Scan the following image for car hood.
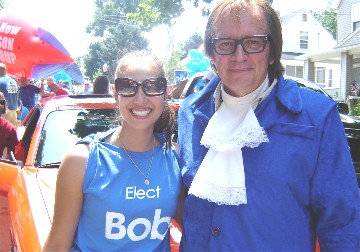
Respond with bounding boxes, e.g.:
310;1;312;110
340;114;360;124
340;114;360;141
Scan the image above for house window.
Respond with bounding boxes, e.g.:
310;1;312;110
316;67;326;85
285;65;303;78
285;65;295;76
302;13;307;22
300;31;308;49
354;21;360;31
295;66;303;78
328;70;333;88
352;2;360;32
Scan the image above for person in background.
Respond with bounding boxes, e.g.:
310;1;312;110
18;78;40;111
350;81;359;96
41;77;69;97
177;0;360;250
78;81;93;95
63;81;75;94
43;50;182;251
0;63;20;125
0;92;19;159
93;75;110;94
58;79;64;89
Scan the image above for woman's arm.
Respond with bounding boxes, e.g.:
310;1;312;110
42;144;89;251
174;185;186;227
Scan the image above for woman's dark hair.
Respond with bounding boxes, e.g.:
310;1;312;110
204;0;284;82
115;50;176;147
93;75;110;94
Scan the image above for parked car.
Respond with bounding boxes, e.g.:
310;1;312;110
0;94;181;251
168;74;360;185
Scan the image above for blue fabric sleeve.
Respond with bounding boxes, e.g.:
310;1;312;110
311;105;360;250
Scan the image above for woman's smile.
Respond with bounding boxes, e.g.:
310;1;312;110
130;107;152;118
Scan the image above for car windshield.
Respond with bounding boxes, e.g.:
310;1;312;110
296;81;329;97
36;108;119;167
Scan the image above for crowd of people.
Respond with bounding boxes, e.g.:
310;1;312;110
0;62;111;157
1;0;360;250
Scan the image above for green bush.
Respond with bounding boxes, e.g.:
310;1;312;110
348;98;360;117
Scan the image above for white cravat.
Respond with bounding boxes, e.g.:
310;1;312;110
188;76;277;205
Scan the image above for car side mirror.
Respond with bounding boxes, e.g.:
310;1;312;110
338;102;349;115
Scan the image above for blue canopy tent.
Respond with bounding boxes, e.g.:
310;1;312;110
32;62;84;83
30;27;84;83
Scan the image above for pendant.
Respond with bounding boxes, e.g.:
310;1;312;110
145;179;149;185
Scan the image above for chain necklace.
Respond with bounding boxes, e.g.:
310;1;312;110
119;136;155;185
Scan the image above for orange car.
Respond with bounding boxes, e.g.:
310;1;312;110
0;95;181;251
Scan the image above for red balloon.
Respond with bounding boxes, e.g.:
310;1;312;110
0;13;75;79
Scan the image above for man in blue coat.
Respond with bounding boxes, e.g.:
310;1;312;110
178;0;360;251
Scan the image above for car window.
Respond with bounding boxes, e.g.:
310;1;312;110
35;108;119;166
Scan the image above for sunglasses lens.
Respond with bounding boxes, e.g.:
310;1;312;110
0;100;5;105
115;78;166;96
142;79;166;96
115;79;136;96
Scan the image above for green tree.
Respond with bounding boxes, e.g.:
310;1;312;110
313;9;337;39
88;0;213;35
84;0;213;79
83;20;148;80
165;32;204;84
82;42;102;79
165;50;187;86
181;32;203;59
0;0;6;9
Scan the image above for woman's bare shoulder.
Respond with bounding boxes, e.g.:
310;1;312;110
58;143;90;179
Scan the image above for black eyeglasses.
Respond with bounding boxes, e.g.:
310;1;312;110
212;35;272;55
0;100;5;105
114;77;167;97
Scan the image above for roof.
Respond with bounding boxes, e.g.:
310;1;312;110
281;52;303;60
331;0;342;9
281;9;301;24
335;27;360;49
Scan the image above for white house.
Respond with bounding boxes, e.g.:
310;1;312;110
280;9;340;94
298;0;360;101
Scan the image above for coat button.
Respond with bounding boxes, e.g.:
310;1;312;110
211;226;221;237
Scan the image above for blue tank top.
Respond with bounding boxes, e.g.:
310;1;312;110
71;129;182;252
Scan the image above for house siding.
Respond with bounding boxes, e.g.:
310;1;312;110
337;0;360;42
282;10;336;54
281;9;340;90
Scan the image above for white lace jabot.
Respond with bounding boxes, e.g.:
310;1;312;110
188;76;276;205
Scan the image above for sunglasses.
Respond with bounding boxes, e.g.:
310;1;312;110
0;100;5;105
114;78;167;97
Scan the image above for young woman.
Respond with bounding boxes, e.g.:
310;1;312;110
43;50;182;251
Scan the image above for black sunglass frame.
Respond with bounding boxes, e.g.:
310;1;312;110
212;35;272;55
114;77;167;97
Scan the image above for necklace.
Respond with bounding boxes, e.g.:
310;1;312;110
119;136;155;185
